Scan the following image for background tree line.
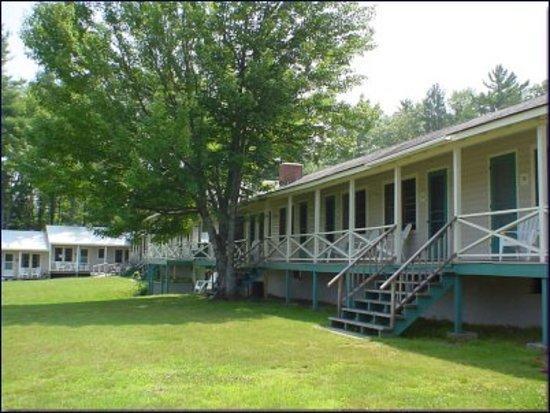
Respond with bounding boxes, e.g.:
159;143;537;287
305;64;547;172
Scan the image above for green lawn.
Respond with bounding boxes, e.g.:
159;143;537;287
2;277;547;410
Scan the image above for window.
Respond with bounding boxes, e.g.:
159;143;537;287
235;216;244;240
384;183;394;225
325;195;336;242
342;194;349;230
32;254;40;268
249;215;256;242
80;249;88;264
259;213;265;241
64;248;73;262
124;250;129;262
98;248;105;259
279;207;287;238
355;189;367;229
402;178;416;230
21;253;30;268
384;179;416;229
4;254;13;270
55;248;63;262
115;249;123;263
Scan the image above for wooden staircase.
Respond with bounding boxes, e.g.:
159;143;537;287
329;218;456;337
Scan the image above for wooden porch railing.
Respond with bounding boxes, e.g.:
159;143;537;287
380;218;456;328
455;207;545;261
326;224;397;316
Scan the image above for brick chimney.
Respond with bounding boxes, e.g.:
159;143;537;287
278;162;303;186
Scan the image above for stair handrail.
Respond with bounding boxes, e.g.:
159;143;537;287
327;224;397;288
379;217;457;291
234;239;265;268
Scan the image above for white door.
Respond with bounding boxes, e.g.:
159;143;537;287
3;253;15;277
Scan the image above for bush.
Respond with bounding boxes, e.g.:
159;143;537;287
133;280;149;296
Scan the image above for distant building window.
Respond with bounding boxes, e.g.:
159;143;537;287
124;250;129;262
55;248;63;262
64;248;73;262
21;253;30;268
115;249;123;263
98;249;105;259
80;249;88;264
32;254;40;268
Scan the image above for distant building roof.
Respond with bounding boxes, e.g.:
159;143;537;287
45;225;130;247
1;230;49;252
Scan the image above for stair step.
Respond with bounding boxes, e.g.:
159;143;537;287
355;298;390;305
342;307;404;319
329;317;389;331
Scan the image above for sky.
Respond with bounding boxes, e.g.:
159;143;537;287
2;1;548;114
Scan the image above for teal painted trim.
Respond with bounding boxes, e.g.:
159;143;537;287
258;261;402;274
312;270;318;310
542;278;548;346
194;258;216;268
454;275;463;334
285;270;290;305
452;263;547;278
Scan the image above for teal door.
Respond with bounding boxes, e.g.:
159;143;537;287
428;169;447;259
490;153;517;253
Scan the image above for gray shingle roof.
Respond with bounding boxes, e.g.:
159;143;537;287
276;95;548;192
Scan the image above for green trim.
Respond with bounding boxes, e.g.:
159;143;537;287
452;262;547;278
454;275;463;334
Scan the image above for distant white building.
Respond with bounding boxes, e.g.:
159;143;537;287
1;226;131;279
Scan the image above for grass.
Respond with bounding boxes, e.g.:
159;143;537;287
2;277;547;410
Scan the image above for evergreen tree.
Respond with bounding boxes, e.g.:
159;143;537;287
421;83;451;132
478;64;530;113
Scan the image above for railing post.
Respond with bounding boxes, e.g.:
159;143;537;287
314;189;320;263
286;195;293;262
349;179;356;262
390;280;396;329
394;166;402;263
537;124;548;262
453;147;462;259
337;276;343;316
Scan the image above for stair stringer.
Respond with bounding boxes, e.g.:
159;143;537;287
381;272;455;337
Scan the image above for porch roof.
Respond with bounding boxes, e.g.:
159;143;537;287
45;225;130;247
257;95;547;199
1;230;49;252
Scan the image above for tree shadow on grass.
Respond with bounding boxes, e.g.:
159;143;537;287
2;295;545;381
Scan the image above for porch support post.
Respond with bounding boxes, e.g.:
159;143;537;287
286;195;293;262
285;270;290;304
263;205;269;257
394;166;402;263
453;275;463;334
76;245;80;276
314;189;321;263
312;269;318;310
104;246;107;264
345;272;351;308
537;124;548;262
348;179;356;262
453;147;462;256
18;251;22;279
